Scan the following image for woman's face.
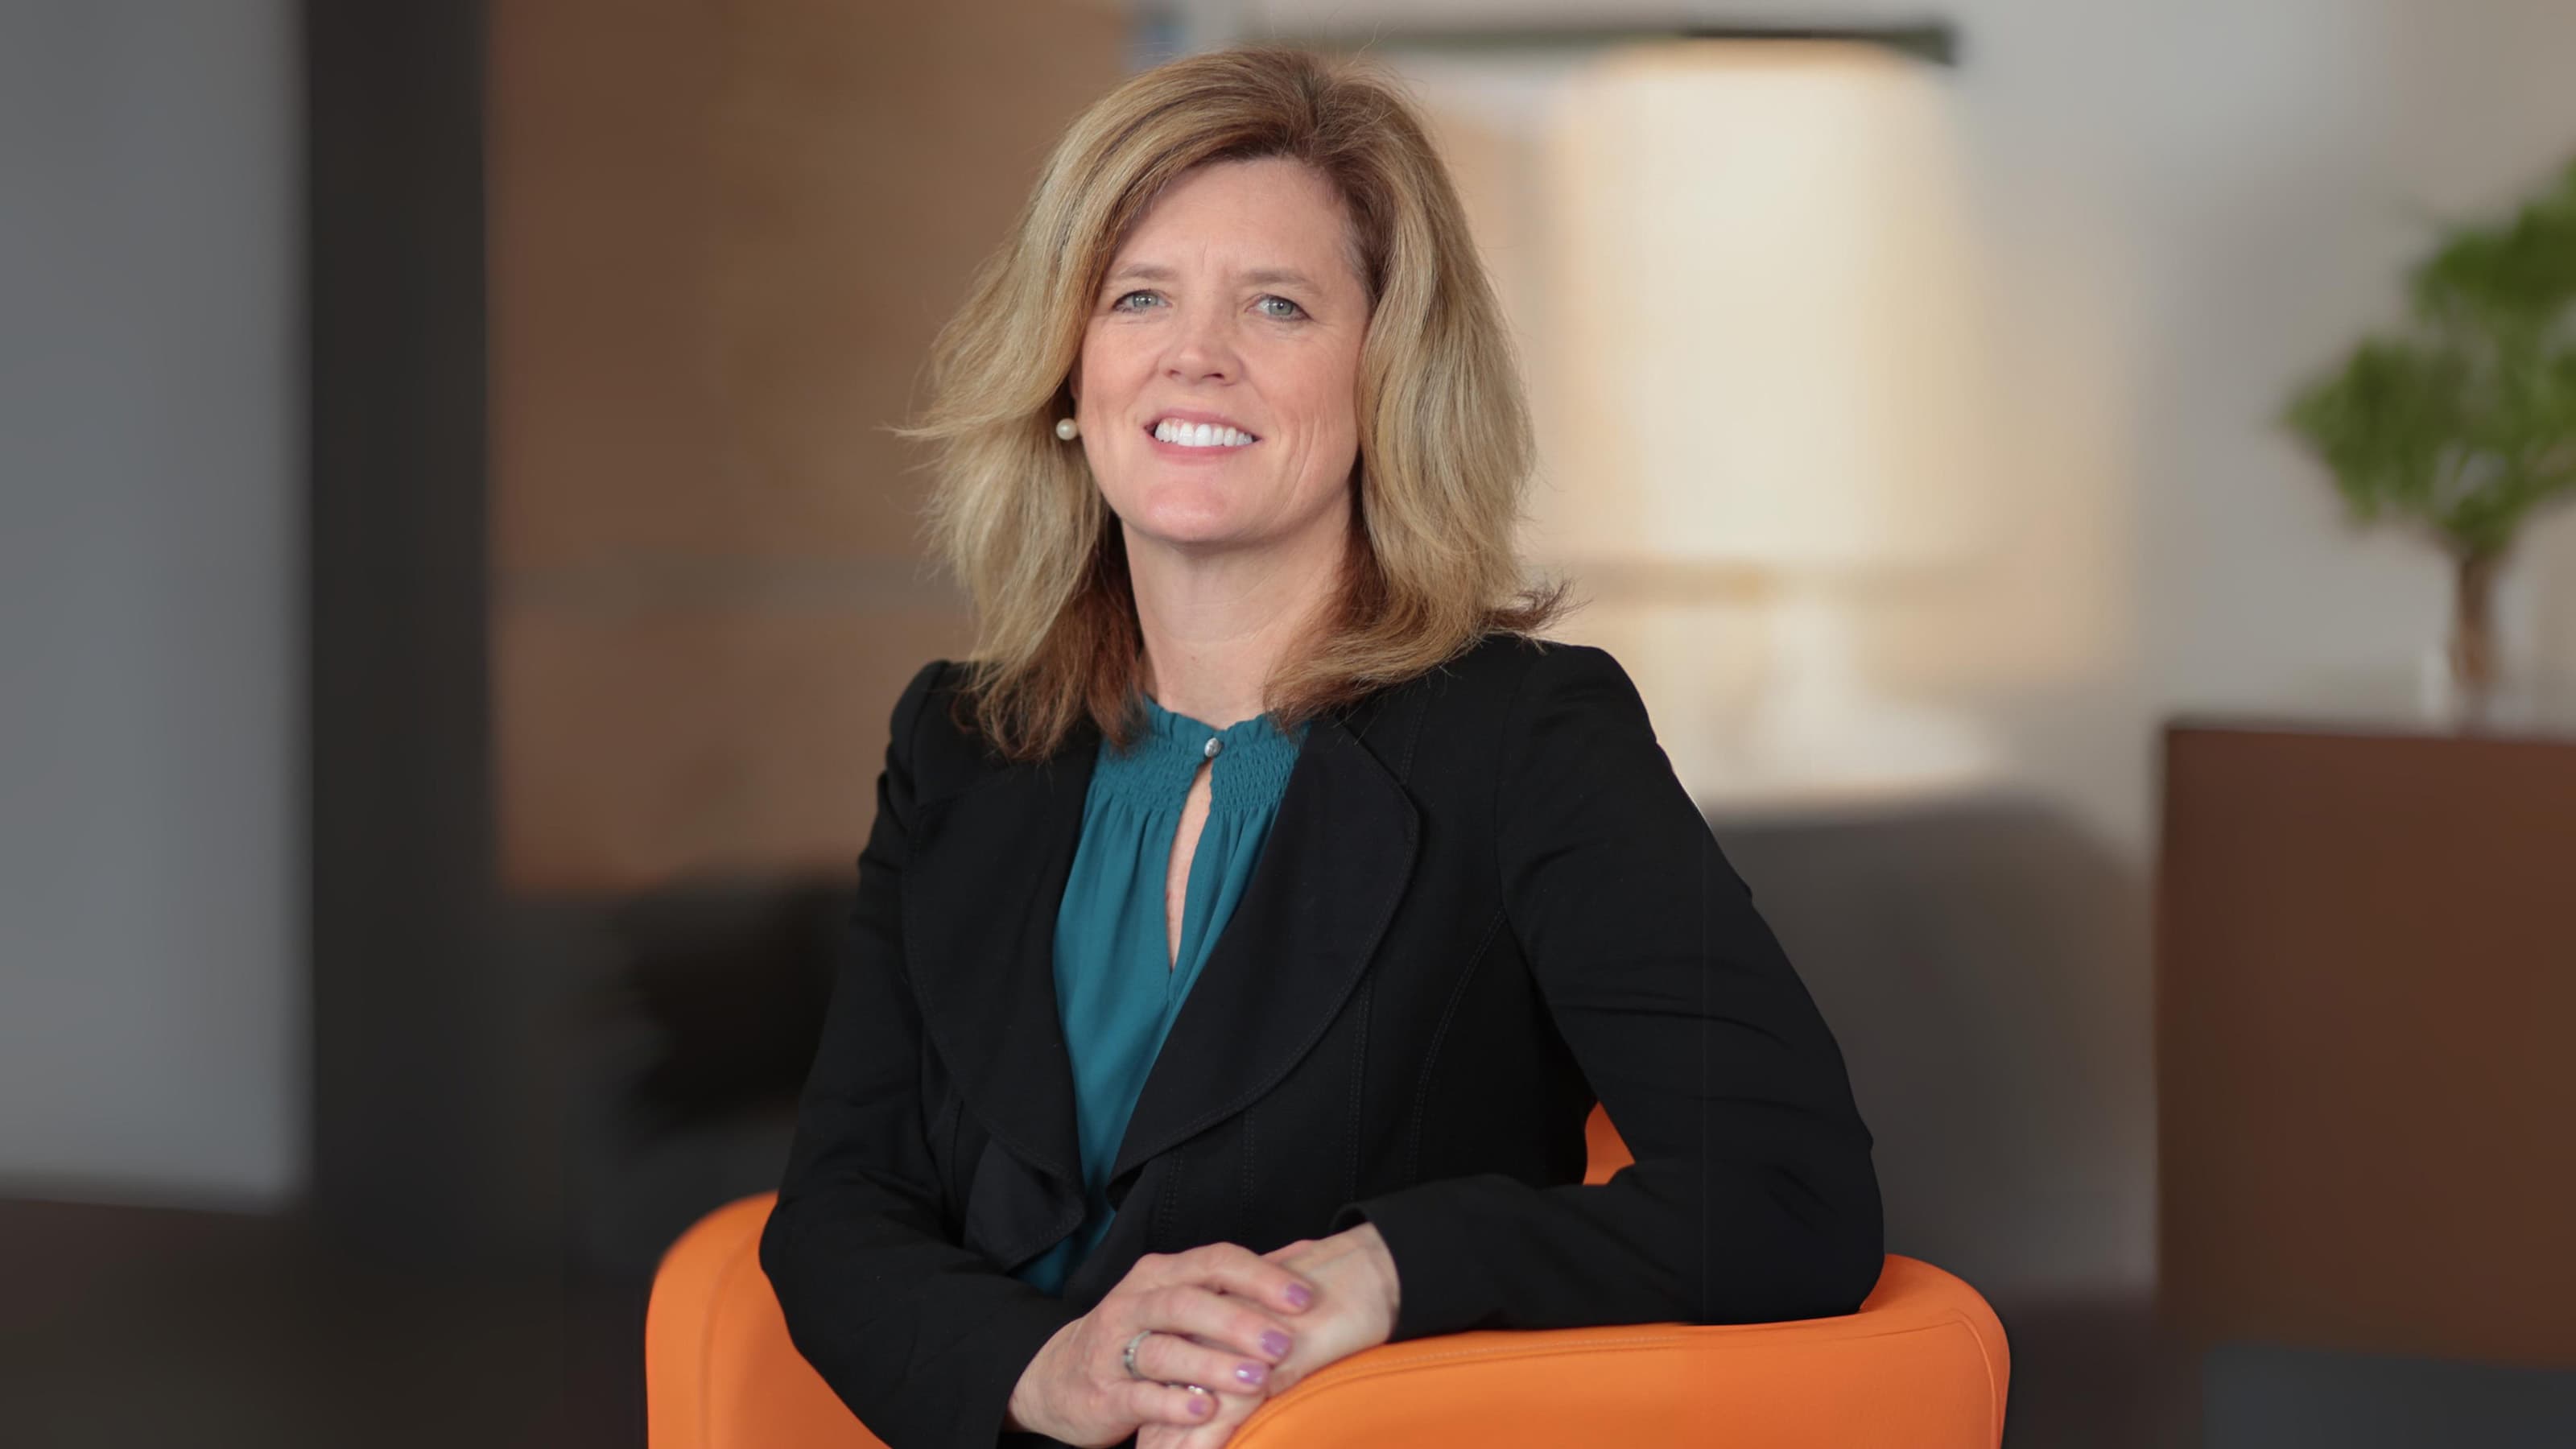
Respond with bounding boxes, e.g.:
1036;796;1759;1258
1072;156;1371;556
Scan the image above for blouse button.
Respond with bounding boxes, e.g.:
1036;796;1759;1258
1203;737;1223;760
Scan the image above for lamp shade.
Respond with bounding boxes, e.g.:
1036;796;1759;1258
1542;40;1987;574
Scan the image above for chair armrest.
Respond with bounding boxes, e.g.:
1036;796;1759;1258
649;1195;2007;1449
647;1191;889;1449
1228;1256;2008;1449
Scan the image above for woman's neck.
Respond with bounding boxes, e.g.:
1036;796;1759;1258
1125;512;1349;730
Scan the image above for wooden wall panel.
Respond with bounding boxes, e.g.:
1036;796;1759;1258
488;0;1129;890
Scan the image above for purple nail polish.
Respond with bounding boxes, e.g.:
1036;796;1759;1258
1261;1330;1292;1358
1284;1282;1314;1309
1235;1361;1267;1385
1191;1395;1211;1416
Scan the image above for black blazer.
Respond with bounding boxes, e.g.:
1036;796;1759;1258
760;630;1882;1449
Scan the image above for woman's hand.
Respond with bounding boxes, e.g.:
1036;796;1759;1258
1136;1224;1403;1449
1003;1244;1319;1447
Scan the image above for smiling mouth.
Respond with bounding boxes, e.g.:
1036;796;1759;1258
1147;419;1259;449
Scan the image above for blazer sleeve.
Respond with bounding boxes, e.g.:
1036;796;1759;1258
759;658;1084;1449
1327;641;1885;1341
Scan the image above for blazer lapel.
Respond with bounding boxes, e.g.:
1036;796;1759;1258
1106;697;1422;1191
903;724;1099;1265
902;678;1423;1267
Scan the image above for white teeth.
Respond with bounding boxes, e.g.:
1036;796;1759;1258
1154;419;1253;448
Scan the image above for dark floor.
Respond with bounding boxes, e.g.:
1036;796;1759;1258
1;1196;2184;1447
2199;1341;2576;1448
0;1198;642;1449
1993;1291;2198;1448
9;1197;2572;1447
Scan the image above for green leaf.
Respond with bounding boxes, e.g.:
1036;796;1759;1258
2285;151;2576;557
2410;155;2576;335
2283;336;2469;523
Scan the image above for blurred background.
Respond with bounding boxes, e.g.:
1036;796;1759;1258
4;1;2573;1444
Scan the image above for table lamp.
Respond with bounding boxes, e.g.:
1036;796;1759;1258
1540;39;2000;811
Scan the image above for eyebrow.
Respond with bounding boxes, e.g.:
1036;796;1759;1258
1104;262;1325;292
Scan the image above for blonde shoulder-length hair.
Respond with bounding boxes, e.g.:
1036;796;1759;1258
900;43;1573;762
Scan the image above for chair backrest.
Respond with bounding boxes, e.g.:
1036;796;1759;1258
1584;1100;1633;1183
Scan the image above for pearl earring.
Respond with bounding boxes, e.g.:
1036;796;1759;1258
1055;417;1080;441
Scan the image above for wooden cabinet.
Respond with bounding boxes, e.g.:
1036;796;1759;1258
2155;721;2576;1368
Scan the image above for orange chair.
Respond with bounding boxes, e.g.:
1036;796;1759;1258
646;1106;2009;1447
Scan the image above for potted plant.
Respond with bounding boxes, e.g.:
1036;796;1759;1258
2282;155;2576;724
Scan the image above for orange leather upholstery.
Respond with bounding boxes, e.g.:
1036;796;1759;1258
647;1106;2009;1448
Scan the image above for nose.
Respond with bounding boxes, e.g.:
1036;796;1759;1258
1163;305;1239;385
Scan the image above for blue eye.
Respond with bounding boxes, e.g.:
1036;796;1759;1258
1112;290;1162;312
1257;295;1307;320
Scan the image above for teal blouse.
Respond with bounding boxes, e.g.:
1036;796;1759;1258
1009;691;1311;1295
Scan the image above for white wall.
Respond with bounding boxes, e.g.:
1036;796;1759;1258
1235;0;2576;1298
0;0;303;1209
1946;0;2576;844
1919;1;2576;1294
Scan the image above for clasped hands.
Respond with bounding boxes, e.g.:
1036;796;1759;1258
1006;1224;1401;1448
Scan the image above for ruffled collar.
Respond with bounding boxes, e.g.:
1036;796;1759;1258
1094;691;1307;811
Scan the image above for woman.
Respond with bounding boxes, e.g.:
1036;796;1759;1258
759;43;1882;1449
